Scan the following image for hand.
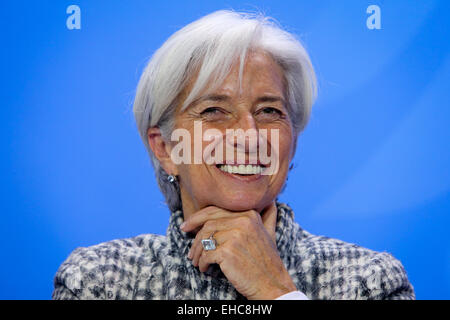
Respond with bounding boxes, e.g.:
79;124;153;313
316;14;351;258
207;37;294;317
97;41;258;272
180;202;297;300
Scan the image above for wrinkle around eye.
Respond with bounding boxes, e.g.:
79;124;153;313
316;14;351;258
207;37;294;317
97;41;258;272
198;106;231;121
254;106;286;122
200;106;223;115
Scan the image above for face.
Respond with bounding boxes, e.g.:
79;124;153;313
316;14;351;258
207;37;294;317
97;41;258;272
152;51;295;219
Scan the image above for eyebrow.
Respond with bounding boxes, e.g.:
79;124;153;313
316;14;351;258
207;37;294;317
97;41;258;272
190;94;285;107
254;95;286;105
189;94;231;107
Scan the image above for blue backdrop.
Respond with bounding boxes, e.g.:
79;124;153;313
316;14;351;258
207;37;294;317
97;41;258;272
1;0;449;299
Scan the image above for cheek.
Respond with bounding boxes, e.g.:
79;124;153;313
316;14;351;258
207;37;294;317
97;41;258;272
270;125;294;162
280;134;294;162
177;163;206;180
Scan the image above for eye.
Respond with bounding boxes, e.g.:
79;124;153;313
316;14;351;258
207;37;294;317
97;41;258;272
255;107;284;121
200;107;222;115
262;107;282;115
199;107;227;121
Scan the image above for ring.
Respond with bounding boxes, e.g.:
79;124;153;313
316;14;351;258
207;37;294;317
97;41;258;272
201;231;217;251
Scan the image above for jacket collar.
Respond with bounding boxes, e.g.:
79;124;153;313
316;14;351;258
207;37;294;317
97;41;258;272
164;202;301;299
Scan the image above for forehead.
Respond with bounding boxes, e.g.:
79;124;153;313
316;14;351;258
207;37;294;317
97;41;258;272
215;51;286;98
179;50;287;109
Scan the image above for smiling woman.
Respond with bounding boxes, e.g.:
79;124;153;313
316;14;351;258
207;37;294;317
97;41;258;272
158;50;291;215
52;10;415;300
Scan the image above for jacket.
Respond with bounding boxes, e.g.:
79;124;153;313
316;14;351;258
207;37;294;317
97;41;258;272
52;202;415;300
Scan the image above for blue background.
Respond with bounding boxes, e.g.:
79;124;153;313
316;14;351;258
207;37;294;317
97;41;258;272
1;0;449;299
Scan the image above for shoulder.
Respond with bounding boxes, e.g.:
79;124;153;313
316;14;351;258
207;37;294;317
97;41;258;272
52;234;167;300
292;230;415;300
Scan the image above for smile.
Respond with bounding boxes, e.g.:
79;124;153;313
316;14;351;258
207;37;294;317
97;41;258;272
217;164;265;175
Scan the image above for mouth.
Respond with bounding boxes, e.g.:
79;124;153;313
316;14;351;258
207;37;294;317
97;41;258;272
213;163;269;183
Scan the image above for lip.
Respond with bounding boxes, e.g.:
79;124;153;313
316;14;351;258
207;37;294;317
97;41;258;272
213;164;266;183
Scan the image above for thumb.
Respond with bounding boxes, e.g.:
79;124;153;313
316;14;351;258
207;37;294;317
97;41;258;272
260;201;278;244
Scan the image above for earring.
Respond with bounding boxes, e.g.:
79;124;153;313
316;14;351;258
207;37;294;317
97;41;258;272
167;174;177;183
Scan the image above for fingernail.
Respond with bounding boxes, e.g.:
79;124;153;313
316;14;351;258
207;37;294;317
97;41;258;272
180;222;186;231
187;249;192;259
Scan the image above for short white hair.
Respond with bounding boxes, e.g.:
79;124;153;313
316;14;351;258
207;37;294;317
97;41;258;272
133;10;317;212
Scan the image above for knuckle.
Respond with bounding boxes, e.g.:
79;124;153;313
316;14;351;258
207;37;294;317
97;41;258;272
199;251;209;265
222;247;237;263
199;250;206;261
229;233;243;246
194;231;205;243
221;246;232;260
238;215;256;231
238;216;251;227
234;229;245;240
203;220;216;232
247;210;259;220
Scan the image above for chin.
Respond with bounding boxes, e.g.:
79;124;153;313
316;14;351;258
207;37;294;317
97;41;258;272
210;193;270;213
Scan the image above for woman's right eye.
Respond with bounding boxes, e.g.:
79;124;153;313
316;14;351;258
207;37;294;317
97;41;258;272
199;107;227;120
200;107;221;115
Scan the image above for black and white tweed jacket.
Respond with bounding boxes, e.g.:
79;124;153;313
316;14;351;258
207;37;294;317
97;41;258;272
52;202;415;300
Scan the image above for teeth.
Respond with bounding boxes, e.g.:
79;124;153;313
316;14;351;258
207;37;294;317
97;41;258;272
218;164;263;175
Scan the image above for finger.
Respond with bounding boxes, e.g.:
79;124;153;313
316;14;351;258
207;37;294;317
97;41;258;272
197;247;224;273
188;217;248;263
190;227;210;266
188;219;223;262
181;206;246;232
192;228;227;267
187;210;267;264
260;201;277;243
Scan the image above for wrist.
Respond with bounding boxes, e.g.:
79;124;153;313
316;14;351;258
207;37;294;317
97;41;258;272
249;279;297;300
271;282;298;300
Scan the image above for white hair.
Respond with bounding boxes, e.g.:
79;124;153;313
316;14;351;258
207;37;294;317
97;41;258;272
133;10;317;212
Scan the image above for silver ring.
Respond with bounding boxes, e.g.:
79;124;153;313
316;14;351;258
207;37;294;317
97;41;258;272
201;232;217;251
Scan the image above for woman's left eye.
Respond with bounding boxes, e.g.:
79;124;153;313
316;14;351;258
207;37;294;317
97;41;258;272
256;107;283;120
262;107;281;114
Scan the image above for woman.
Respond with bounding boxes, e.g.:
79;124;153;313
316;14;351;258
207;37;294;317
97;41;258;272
53;10;415;300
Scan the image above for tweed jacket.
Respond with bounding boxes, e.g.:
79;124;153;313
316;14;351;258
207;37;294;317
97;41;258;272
52;202;415;300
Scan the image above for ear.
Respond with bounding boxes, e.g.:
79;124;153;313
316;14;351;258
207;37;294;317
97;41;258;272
147;127;178;176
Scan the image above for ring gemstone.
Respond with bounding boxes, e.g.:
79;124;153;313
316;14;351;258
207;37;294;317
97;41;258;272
201;238;216;251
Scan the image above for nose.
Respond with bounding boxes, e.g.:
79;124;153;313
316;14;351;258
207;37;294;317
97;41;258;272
237;112;258;132
225;111;259;154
